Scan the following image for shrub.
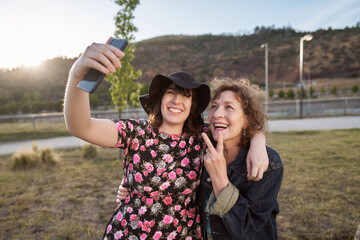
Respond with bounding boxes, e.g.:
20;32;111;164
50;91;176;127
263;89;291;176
81;144;98;159
11;142;58;170
352;84;359;93
278;90;285;98
11;150;41;170
287;89;295;99
330;86;338;95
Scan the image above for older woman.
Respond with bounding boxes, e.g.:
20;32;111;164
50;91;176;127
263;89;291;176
199;77;283;239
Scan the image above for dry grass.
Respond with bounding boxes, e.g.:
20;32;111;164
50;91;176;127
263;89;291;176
0;130;359;239
267;129;360;240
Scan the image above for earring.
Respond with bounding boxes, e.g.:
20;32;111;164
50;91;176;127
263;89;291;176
242;129;246;136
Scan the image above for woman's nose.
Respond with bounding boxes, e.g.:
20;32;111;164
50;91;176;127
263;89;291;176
171;93;181;103
213;107;224;118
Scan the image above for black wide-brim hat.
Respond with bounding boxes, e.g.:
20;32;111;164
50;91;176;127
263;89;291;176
139;72;210;116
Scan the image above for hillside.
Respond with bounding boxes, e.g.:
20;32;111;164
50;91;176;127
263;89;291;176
0;25;359;114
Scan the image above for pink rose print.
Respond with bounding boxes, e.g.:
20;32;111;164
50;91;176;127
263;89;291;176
146;139;153;146
160;182;170;190
183;189;192;195
121;219;127;226
150;220;155;227
154;139;159;144
188;171;197;180
140;233;147;240
139;206;147;215
163;154;173;163
114;231;123;239
135;172;143;183
151;150;157;157
144;186;152;192
168;171;176;179
117;121;126;129
140;145;145;151
174;218;179;226
186;237;193;240
195;145;200;150
146;198;153;205
106;224;112;233
163;215;174;224
180;150;187;156
176;168;183;175
144;162;154;172
133;154;140;164
129;214;137;221
128;163;133;170
189;136;194;144
179;140;186;148
157;168;166;175
177;226;182;232
127;207;133;213
124;230;128;236
168;231;177;239
174;205;181;211
196;215;201;223
153;231;162;240
150;191;159;198
139;129;145;135
132;138;139;150
128;122;133;131
181;158;190;167
116;211;123;221
188;220;193;227
171;141;177;147
164;196;172;205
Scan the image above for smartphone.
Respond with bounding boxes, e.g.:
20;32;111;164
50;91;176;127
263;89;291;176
77;37;128;93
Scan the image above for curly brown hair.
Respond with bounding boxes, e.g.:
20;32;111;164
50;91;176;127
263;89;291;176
146;82;203;135
209;77;268;148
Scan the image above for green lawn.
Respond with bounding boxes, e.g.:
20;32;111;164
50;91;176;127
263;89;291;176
0;129;359;239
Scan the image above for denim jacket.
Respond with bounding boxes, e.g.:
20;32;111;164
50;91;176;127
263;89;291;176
198;146;283;240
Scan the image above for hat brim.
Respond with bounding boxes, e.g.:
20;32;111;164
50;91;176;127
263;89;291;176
139;74;210;116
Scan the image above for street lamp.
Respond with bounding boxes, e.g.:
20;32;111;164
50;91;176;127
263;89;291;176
261;43;268;115
299;34;313;119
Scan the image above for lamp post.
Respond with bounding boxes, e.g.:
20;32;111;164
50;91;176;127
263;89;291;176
261;43;268;115
299;34;313;119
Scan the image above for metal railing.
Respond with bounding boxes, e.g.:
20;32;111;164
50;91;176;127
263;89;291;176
1;97;359;128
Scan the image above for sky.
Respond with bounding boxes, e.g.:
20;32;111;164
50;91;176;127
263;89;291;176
0;0;359;70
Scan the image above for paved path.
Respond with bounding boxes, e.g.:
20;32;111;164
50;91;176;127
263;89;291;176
1;116;359;156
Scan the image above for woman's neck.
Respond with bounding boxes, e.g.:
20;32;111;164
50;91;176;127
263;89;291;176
223;141;241;165
159;123;183;135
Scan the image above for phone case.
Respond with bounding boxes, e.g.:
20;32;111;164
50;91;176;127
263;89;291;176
77;38;128;93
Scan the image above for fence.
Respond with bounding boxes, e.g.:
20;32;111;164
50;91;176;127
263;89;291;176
1;97;359;129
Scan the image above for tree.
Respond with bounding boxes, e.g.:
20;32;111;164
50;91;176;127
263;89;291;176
330;86;338;95
352;84;359;93
287;89;295;99
106;0;142;160
268;89;274;98
106;0;142;118
278;90;285;99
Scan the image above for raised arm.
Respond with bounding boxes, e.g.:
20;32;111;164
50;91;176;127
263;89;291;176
64;43;124;147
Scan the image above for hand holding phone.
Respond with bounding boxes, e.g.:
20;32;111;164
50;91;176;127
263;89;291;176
77;37;128;93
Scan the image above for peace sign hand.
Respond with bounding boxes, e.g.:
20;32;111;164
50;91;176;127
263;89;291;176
201;132;229;198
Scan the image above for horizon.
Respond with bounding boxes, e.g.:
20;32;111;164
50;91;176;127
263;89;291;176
0;0;359;70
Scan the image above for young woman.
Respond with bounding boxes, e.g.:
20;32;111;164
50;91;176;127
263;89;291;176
199;77;283;239
64;42;268;239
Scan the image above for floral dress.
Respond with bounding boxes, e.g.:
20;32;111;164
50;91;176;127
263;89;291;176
103;119;207;240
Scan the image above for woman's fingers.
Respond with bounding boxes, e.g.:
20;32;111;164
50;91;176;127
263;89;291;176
201;133;215;152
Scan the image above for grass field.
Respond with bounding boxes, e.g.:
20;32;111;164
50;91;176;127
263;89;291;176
0;129;359;239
